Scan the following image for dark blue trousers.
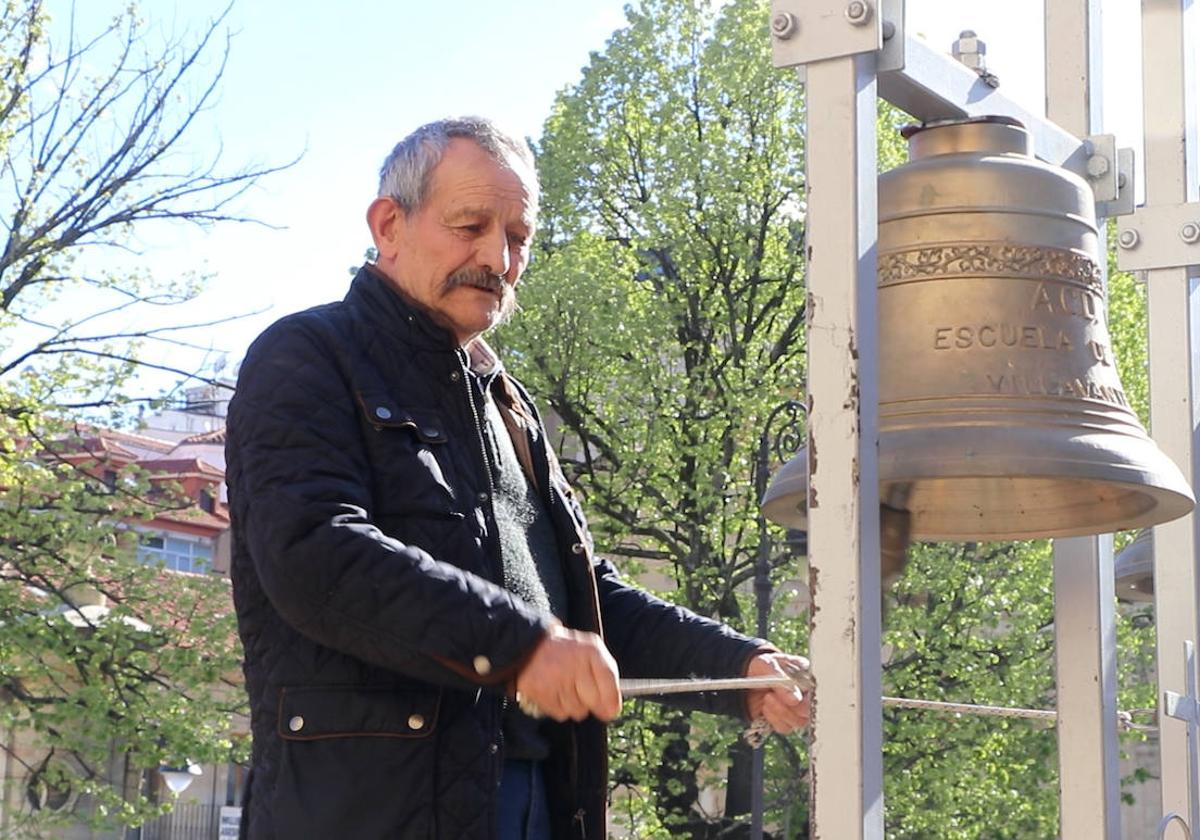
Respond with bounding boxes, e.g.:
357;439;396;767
497;760;552;840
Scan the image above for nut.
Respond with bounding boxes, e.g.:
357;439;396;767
1085;155;1110;178
952;30;987;71
1181;222;1200;245
845;1;871;25
771;12;798;39
1117;229;1140;250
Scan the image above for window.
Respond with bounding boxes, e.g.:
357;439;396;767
137;535;213;574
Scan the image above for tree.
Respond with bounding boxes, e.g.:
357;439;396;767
0;2;284;835
502;0;1159;836
500;0;809;832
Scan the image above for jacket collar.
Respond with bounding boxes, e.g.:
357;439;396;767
347;265;505;376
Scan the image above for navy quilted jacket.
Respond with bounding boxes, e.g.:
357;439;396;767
226;267;768;839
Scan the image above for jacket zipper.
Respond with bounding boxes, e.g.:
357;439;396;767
457;349;499;580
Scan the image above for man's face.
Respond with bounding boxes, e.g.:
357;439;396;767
371;138;535;345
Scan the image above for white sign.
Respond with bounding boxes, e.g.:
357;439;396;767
218;806;242;839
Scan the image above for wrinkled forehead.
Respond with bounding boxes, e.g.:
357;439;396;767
495;148;540;228
432;142;539;230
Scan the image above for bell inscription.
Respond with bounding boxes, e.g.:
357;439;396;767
932;324;1074;352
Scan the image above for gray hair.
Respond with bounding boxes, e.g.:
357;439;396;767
378;117;540;217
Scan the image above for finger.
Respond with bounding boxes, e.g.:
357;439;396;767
574;669;604;720
762;692;810;732
589;654;621;720
561;685;589;722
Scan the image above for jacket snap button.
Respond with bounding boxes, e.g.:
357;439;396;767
478;491;490;504
489;743;499;755
407;714;425;730
450;371;461;382
473;655;492;676
288;715;304;732
374;406;392;420
571;543;585;555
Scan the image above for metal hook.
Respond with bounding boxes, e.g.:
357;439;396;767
1157;812;1191;840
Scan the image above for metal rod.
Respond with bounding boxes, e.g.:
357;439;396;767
620;675;799;698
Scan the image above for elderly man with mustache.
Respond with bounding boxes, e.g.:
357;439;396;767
225;117;809;840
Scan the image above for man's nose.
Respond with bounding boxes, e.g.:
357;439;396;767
478;231;511;278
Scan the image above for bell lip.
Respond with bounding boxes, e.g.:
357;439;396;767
1114;529;1155;603
900;115;1025;140
887;477;1194;542
760;449;809;529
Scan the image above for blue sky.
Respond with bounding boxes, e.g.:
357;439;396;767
50;0;1146;388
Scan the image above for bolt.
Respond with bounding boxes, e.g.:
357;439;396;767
882;20;896;40
1181;222;1200;244
772;11;798;39
1118;229;1140;250
1117;172;1128;189
1085;154;1110;178
845;1;871;25
952;29;987;71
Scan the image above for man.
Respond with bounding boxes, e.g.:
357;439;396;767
226;117;809;840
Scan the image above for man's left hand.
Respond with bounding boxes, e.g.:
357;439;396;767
745;652;810;734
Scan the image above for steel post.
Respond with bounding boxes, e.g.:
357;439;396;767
1138;2;1200;835
803;50;884;839
1044;3;1124;838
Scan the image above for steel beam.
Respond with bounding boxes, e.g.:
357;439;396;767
1045;3;1123;838
770;2;1084;165
877;33;1086;168
1141;0;1200;836
803;51;884;840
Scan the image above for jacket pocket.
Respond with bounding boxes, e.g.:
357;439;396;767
270;685;440;838
354;393;461;514
276;684;440;740
355;392;448;444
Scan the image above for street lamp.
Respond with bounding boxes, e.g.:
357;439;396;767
159;762;202;796
750;399;807;840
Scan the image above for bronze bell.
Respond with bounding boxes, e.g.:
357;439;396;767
1114;529;1154;603
877;116;1193;540
765;117;1193;542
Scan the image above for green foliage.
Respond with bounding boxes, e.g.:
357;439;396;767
506;0;807;622
500;0;813;830
882;541;1060;838
0;405;246;837
1105;223;1149;428
0;2;277;835
504;0;1160;835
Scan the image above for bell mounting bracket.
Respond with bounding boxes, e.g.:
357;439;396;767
1116;201;1200;272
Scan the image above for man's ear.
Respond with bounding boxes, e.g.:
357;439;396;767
366;197;405;259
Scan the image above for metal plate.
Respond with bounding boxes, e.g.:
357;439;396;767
770;0;882;69
1115;202;1200;272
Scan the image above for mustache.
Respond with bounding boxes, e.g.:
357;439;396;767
444;267;507;295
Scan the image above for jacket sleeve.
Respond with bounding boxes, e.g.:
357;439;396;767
226;316;551;691
594;556;772;719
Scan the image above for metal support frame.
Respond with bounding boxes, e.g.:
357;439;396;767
1138;1;1200;837
1116;203;1200;272
770;1;1200;836
1046;3;1123;837
1162;642;1200;837
803;47;884;839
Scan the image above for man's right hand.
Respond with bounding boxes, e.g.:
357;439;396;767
514;624;622;722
